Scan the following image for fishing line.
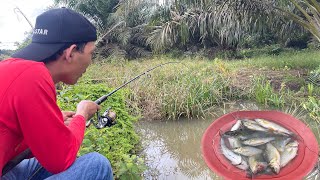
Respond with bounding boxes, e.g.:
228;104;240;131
87;61;187;128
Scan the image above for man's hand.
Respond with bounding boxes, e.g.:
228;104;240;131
62;111;76;126
75;100;101;120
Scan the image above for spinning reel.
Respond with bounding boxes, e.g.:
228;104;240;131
86;107;117;129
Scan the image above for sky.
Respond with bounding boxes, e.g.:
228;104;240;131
0;0;53;49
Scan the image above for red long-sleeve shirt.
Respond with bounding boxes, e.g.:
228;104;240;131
0;58;86;176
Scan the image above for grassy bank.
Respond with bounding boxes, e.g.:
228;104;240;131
83;49;320;121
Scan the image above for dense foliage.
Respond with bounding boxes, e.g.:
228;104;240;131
52;0;317;60
57;83;146;179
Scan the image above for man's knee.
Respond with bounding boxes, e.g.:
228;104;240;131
45;152;113;180
84;152;112;174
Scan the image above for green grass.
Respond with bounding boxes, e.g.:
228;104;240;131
228;49;320;70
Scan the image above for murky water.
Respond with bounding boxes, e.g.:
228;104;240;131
135;101;320;180
136;118;221;180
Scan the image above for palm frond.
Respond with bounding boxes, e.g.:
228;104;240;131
275;0;320;42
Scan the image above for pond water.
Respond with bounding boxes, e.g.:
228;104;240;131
136;117;221;180
135;101;320;180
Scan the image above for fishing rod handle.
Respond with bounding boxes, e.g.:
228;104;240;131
95;95;108;105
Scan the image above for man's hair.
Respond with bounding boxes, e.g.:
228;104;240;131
42;42;87;63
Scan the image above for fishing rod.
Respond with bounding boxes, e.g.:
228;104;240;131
86;61;181;129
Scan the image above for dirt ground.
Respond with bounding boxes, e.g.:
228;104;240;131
231;68;309;92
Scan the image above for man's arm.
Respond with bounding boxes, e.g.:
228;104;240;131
11;65;86;173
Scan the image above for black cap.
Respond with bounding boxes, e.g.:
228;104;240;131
12;8;97;61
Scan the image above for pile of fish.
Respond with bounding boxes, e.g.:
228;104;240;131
220;118;299;176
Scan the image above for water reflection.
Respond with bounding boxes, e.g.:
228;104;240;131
135;101;320;180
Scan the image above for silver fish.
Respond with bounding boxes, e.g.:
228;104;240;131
286;140;299;147
238;131;271;141
271;137;291;152
220;138;242;165
248;156;268;174
242;120;269;132
265;143;281;174
233;146;263;156
255;118;292;136
227;136;242;149
280;140;299;167
243;137;275;146
231;120;242;131
220;138;249;170
236;157;249;171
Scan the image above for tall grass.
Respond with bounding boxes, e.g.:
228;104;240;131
251;77;290;108
83;59;236;120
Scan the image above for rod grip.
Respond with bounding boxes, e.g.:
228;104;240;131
95;95;107;105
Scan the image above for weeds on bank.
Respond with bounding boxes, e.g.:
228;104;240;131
252;77;285;108
85;59;237;120
57;83;146;179
303;96;320;124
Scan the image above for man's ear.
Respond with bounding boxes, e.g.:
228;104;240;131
64;44;77;62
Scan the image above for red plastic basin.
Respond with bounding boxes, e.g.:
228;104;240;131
201;111;319;180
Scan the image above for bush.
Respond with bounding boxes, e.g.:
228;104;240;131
57;83;145;179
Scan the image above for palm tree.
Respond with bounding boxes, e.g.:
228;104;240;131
54;0;119;34
147;0;308;52
54;0;158;59
275;0;320;42
54;0;309;58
